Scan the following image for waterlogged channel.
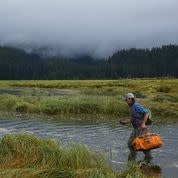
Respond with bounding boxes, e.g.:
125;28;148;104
0;116;177;178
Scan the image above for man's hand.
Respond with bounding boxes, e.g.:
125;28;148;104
119;118;130;125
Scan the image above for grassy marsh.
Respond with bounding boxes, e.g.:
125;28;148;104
0;79;178;123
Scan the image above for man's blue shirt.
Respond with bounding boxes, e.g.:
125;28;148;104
130;102;149;128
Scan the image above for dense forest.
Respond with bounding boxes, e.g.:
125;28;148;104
0;44;178;79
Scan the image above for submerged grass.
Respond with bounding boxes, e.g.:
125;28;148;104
0;134;148;178
0;79;178;123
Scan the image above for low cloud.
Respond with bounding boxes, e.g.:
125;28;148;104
0;0;178;58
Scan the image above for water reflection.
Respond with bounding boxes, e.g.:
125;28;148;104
140;164;162;177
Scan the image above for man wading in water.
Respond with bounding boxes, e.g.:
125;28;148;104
125;93;152;163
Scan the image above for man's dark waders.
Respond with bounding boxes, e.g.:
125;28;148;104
127;128;152;163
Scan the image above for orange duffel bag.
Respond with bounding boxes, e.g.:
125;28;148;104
132;133;163;151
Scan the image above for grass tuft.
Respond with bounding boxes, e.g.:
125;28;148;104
0;134;148;178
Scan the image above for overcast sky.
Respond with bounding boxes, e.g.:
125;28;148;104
0;0;178;57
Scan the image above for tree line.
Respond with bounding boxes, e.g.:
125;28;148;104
0;44;178;79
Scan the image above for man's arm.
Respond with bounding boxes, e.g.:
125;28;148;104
134;104;149;129
141;113;149;129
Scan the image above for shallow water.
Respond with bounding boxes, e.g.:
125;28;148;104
0;88;79;96
0;117;177;178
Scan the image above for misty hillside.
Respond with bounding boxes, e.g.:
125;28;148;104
0;45;178;79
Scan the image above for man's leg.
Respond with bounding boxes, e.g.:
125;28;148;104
128;145;137;162
143;150;152;163
141;128;153;163
128;130;137;162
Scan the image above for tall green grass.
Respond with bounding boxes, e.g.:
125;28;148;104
0;134;147;178
0;94;129;118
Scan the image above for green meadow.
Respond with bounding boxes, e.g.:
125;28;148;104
0;79;178;123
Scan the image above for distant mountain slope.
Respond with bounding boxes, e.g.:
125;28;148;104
109;45;178;78
0;44;178;79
